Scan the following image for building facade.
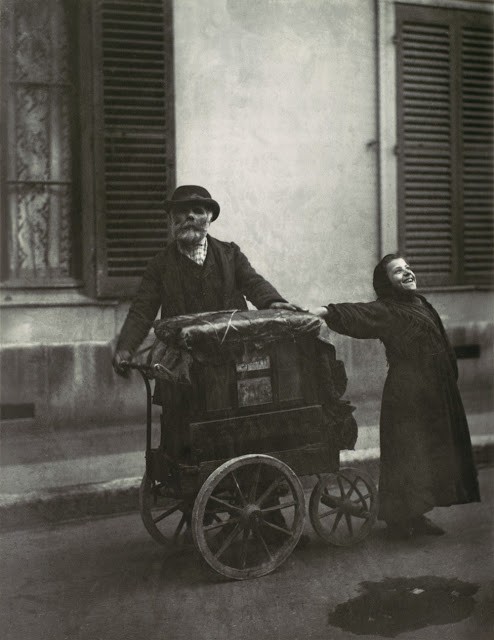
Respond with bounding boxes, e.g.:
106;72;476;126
1;0;493;429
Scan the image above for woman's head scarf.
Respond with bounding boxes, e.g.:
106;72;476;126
373;253;403;298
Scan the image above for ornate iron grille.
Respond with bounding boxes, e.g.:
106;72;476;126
2;0;78;285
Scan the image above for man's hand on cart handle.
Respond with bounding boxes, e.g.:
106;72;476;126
269;301;308;312
112;349;132;377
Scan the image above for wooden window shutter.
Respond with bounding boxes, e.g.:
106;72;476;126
396;7;455;286
396;5;493;287
461;17;494;284
92;0;175;298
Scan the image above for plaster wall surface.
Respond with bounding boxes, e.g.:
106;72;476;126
173;0;379;308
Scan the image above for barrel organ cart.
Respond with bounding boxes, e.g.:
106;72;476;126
127;310;378;580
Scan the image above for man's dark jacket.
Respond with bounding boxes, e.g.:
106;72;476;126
116;235;285;353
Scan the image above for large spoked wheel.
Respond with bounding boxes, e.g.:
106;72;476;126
139;472;193;547
192;454;306;580
309;467;378;546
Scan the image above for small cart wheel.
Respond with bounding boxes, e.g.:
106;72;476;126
192;454;306;580
309;467;378;546
139;472;192;547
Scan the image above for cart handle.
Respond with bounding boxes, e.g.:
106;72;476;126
120;361;154;457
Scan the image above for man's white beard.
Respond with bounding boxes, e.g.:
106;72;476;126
175;227;207;246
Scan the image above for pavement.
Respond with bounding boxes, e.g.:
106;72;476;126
1;467;493;640
0;405;493;531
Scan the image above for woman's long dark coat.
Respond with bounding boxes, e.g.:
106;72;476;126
325;295;480;523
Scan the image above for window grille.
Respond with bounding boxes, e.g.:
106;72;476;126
0;0;80;286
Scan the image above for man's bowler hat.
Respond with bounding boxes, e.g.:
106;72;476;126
165;185;220;220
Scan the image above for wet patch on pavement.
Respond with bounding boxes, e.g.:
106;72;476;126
328;576;479;637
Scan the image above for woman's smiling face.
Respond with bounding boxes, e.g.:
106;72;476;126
386;257;417;293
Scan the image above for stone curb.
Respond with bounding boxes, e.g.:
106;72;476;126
1;439;492;532
0;477;140;531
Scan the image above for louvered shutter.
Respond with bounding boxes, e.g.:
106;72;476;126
396;6;494;287
396;8;455;286
92;0;175;298
461;19;494;284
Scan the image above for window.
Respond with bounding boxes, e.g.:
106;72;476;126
0;0;80;286
396;5;493;286
0;0;175;297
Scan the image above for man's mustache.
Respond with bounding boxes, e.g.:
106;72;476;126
177;223;206;231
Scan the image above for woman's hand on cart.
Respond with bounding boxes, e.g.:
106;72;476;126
309;306;329;318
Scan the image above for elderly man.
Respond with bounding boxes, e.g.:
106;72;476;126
113;185;301;373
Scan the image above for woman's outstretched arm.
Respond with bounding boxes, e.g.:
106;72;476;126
311;301;391;340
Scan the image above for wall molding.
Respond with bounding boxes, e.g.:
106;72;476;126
393;0;493;12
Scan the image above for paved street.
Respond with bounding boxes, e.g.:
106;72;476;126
1;466;493;640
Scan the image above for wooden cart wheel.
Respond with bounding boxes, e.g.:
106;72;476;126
192;454;306;580
139;472;193;547
309;467;378;546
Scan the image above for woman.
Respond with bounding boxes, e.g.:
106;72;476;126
312;254;480;538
